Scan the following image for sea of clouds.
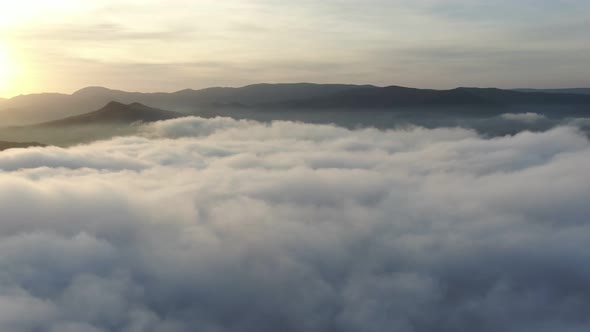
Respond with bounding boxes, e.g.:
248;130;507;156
1;116;590;332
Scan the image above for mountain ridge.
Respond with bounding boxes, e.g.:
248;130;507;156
2;83;590;126
513;88;590;95
37;101;183;127
0;141;46;151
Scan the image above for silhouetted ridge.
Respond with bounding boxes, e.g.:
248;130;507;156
39;102;182;126
279;85;499;108
457;87;590;104
0;141;46;151
3;83;590;126
513;88;590;95
72;86;126;96
275;85;590;109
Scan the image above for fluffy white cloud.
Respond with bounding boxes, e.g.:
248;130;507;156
501;112;546;123
0;117;589;331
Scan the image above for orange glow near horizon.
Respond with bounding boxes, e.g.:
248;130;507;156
0;42;32;98
0;1;588;97
0;44;16;98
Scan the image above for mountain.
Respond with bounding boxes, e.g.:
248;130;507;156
274;86;590;109
0;83;371;125
456;88;590;104
38;101;182;127
73;83;374;106
513;88;590;95
2;84;590;126
0;141;46;151
277;86;495;109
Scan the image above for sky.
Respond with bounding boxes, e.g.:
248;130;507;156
0;0;589;97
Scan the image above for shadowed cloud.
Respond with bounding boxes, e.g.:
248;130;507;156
0;117;588;331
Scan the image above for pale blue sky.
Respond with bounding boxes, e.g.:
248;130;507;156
1;0;589;96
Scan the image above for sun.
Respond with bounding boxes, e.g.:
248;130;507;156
0;45;17;97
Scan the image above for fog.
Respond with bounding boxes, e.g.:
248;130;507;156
2;106;590;148
0;124;138;146
0;116;589;331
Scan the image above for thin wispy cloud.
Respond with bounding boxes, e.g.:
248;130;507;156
1;0;589;96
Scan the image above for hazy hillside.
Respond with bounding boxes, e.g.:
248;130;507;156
2;84;590;126
73;83;374;105
0;141;46;151
0;83;370;125
38;101;182;126
514;88;590;95
276;86;590;109
276;86;495;109
0;102;182;146
462;88;590;103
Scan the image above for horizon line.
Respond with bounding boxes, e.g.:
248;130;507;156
2;83;590;100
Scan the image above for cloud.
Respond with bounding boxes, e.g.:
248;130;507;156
7;0;590;97
0;117;589;331
501;112;546;123
16;23;192;42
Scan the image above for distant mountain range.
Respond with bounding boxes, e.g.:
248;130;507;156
513;88;590;95
0;84;371;125
1;83;590;126
278;86;590;109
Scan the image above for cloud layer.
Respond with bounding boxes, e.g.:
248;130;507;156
1;117;590;331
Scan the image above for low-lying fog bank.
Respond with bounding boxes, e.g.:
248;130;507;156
1;108;590;147
0;117;589;331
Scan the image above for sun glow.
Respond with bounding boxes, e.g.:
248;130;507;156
0;44;18;98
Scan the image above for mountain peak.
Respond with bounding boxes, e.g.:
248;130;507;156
103;101;127;108
74;86;110;93
128;102;148;108
39;101;182;127
73;86;123;96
